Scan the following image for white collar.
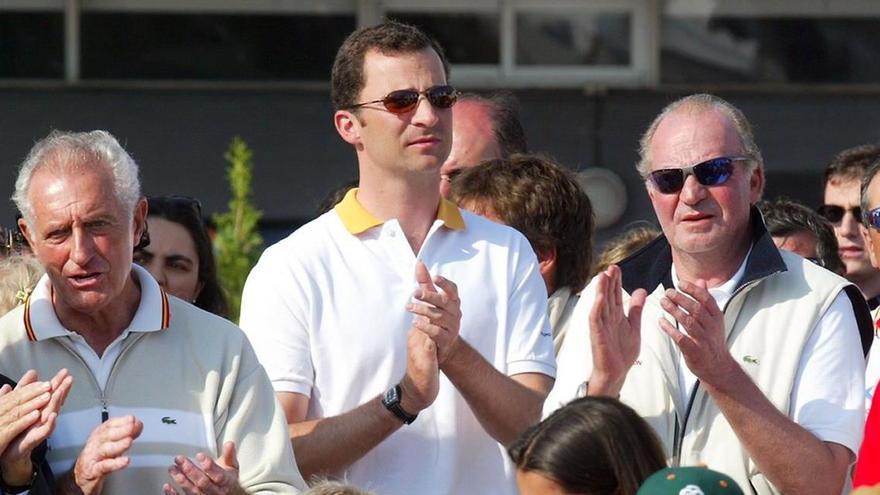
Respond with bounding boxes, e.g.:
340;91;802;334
23;264;170;342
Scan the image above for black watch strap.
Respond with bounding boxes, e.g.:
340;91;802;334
0;461;37;494
382;384;418;425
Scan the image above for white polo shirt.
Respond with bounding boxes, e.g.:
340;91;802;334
240;189;555;495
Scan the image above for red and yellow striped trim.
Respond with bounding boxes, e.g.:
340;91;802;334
22;291;36;342
23;286;171;341
160;288;171;329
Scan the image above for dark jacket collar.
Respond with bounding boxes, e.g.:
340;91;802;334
619;206;785;294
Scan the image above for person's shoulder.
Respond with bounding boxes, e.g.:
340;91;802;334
458;209;531;247
777;249;850;288
0;304;29;346
166;297;245;342
257;212;344;266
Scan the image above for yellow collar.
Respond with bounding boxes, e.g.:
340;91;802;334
334;188;465;235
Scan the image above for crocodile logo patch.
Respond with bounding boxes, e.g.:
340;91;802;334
161;416;177;425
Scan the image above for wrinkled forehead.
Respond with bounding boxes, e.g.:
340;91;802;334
649;108;745;170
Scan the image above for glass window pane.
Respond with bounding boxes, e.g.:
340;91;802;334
388;12;500;65
661;16;880;84
516;11;631;66
0;12;64;78
81;13;356;80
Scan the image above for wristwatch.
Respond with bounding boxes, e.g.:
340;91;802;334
382;384;418;425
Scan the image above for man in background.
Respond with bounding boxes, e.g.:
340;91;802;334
820;144;880;308
439;92;527;198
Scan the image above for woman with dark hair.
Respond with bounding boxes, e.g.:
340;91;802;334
134;196;228;318
509;396;666;495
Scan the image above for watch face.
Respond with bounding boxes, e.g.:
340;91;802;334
384;385;400;405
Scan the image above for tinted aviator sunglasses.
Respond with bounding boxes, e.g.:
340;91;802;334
343;85;459;114
647;156;750;194
817;204;861;224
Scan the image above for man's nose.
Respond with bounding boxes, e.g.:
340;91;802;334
679;173;707;204
411;96;440;127
70;229;96;265
839;210;862;236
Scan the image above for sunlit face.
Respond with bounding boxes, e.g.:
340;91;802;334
439;100;502;198
19;164;146;318
516;470;579;495
824;177;874;279
134;217;202;303
772;230;819;260
339;48;452;181
646;108;763;259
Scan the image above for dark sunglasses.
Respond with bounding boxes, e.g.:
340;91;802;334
343;85;459;114
863;207;880;230
647;156;750;194
817;204;861;224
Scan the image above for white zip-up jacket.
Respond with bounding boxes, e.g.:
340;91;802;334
547;211;871;494
0;266;306;494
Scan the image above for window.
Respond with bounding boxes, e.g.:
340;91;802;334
0;11;64;78
80;13;355;80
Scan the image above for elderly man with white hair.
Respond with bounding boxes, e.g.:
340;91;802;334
0;130;306;494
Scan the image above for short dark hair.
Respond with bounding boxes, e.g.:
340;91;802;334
824;144;880;187
139;196;229;318
860;159;880;227
508;396;666;495
458;92;528;157
450;154;594;292
331;21;450;111
757;198;844;274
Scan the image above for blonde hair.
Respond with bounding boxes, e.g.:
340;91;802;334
593;223;661;276
302;480;374;495
0;254;44;316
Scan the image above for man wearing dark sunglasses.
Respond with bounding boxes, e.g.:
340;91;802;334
548;94;870;494
240;21;554;495
820;144;880;310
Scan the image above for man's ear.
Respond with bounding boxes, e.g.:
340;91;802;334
861;225;880;269
749;164;765;202
17;216;35;252
536;246;557;293
132;197;148;247
334;110;362;147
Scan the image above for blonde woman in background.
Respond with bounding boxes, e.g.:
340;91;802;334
592;223;660;277
0;253;43;316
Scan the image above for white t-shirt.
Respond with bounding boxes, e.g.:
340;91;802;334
240;191;555;495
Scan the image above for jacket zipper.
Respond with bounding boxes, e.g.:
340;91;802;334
671;278;764;463
58;333;147;424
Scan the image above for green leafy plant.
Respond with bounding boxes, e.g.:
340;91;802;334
213;136;264;323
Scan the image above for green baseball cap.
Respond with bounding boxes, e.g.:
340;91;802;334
637;467;744;495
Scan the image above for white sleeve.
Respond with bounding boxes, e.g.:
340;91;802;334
239;244;315;396
504;235;557;378
789;291;866;455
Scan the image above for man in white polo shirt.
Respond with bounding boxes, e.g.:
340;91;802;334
239;21;555;495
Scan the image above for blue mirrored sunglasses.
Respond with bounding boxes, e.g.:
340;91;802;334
863;207;880;230
647;156;750;194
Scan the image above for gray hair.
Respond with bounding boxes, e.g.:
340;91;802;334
636;94;764;177
12;130;141;226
